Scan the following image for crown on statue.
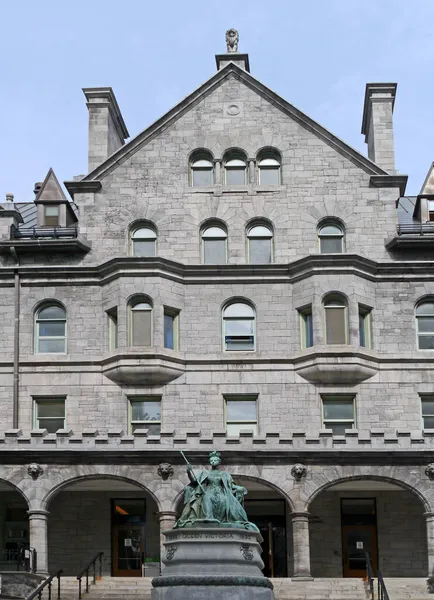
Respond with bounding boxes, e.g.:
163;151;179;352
209;450;222;460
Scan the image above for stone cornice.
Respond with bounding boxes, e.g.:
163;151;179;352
3;255;434;285
63;181;102;196
370;174;407;196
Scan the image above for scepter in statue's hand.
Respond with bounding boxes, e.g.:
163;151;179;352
180;450;205;494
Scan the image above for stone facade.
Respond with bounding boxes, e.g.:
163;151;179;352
0;37;432;580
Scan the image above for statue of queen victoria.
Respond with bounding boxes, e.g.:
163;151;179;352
175;451;259;531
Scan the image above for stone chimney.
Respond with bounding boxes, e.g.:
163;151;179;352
83;87;129;173
215;29;250;72
361;83;397;173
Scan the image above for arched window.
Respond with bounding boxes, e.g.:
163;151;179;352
129;297;153;346
35;304;66;353
130;226;157;257
257;150;281;185
223;302;255;351
247;223;273;264
201;224;227;264
416;301;434;350
224;151;247;185
323;295;348;344
190;151;214;186
318;222;345;254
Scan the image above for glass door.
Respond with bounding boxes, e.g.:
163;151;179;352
342;524;377;577
112;524;144;577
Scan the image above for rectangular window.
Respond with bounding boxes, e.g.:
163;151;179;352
164;308;179;350
429;200;434;222
204;239;226;264
421;395;434;429
359;306;372;348
225;395;258;435
129;397;161;434
107;307;118;351
299;306;313;349
44;205;60;227
34;397;65;433
322;395;355;435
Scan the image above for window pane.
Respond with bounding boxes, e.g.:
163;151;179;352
226;338;254;351
38;339;66;353
227;423;258;435
303;312;313;348
224;304;254;318
38;306;65;320
131;401;161;421
131;311;151;346
320;237;342;253
133;240;155;257
192;169;213;186
418;335;434;350
37;401;65;418
204;239;226;264
226;319;254;336
38;418;65;433
39;322;65;337
325;307;346;344
249;239;271;264
164;314;174;349
323;400;354;420
422;400;434;415
423;416;434;429
320;225;342;236
259;168;280;185
226;168;245;185
226;400;257;421
359;312;371;347
416;303;434;315
132;422;161;435
325;422;352;435
418;317;434;333
45;206;59;216
132;228;156;239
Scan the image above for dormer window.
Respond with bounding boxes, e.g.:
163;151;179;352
44;205;60;227
428;200;434;222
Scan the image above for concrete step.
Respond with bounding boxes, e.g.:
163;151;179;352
380;577;431;600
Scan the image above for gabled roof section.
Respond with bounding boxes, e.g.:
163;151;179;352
420;162;434;194
35;168;68;203
80;62;390;184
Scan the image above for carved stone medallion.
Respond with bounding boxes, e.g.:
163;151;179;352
157;462;174;481
166;545;178;561
239;544;254;561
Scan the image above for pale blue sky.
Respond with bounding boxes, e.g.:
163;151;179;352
1;0;433;201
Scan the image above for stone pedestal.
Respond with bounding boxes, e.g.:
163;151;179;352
151;527;275;600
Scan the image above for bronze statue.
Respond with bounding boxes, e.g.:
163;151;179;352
174;450;259;531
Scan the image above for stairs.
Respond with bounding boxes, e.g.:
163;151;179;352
37;575;434;600
381;578;432;599
272;578;368;600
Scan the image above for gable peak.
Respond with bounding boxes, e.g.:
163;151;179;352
34;168;68;203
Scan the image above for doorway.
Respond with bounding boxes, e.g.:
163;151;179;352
111;499;146;577
341;499;377;577
245;499;287;577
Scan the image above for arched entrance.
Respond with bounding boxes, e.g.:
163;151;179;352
46;476;160;577
0;481;30;572
174;474;290;577
308;477;428;578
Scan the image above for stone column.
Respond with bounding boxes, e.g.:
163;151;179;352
248;159;255;184
28;509;49;575
424;512;434;577
215;161;221;185
157;511;178;556
291;512;312;579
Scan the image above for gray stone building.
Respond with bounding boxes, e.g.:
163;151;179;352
0;32;434;581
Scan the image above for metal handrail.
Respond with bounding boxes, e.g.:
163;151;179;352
365;552;375;600
365;552;390;600
10;224;78;240
77;552;103;599
377;571;390;600
397;223;434;235
26;570;62;600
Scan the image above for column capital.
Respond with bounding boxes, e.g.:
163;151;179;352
156;511;178;521
423;512;434;520
27;509;50;519
290;511;310;521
